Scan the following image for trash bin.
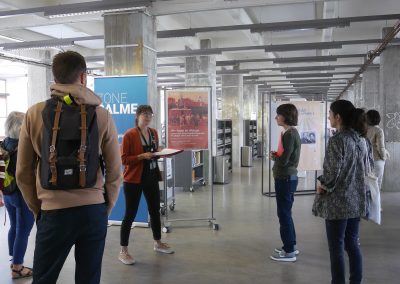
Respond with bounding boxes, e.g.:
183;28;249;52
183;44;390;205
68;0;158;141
241;146;253;167
213;155;232;184
256;141;263;158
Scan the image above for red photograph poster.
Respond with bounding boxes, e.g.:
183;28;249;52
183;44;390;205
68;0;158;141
166;89;209;150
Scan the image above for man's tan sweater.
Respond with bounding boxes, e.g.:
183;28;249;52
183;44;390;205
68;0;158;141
16;84;122;216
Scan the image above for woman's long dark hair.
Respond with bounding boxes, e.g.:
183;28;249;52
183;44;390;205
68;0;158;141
330;100;367;137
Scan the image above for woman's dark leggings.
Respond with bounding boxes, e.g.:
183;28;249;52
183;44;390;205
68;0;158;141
120;172;161;246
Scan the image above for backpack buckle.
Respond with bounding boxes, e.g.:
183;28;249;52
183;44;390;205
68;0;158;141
79;165;87;172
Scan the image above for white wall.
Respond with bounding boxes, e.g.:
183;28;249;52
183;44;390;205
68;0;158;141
0;76;28;137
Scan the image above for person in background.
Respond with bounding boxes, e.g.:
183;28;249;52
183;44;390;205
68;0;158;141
119;105;173;265
269;103;301;262
0;111;34;279
313;100;373;284
366;109;389;191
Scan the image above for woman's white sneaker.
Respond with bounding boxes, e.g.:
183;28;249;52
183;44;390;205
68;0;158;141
154;242;174;254
274;248;300;255
270;251;296;262
118;251;136;265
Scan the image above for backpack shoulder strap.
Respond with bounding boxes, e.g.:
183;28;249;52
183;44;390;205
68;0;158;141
49;101;63;186
78;104;88;187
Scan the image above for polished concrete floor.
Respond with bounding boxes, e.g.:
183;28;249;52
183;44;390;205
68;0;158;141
1;160;399;283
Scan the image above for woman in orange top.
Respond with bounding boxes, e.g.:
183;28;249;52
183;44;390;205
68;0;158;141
119;105;173;265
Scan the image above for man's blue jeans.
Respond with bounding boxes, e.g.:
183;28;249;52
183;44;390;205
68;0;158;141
275;176;298;254
32;203;108;284
325;218;362;284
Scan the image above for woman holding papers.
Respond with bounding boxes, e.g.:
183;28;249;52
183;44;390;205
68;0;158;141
269;103;301;263
119;105;174;265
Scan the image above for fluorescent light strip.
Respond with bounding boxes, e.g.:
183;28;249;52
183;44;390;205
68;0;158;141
3;44;74;51
0;34;23;43
48;7;147;18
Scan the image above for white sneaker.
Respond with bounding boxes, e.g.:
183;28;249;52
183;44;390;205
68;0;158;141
118;251;135;265
270;251;296;262
274;248;300;255
154;242;174;254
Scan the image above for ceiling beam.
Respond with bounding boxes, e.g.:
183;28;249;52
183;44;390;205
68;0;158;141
216;54;366;66
157;14;400;38
158;39;400;57
216;64;369;75
0;1;151;18
286;71;356;78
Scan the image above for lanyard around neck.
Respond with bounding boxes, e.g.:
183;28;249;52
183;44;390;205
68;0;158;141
138;127;152;147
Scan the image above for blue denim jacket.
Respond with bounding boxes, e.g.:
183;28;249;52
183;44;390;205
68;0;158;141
312;129;373;220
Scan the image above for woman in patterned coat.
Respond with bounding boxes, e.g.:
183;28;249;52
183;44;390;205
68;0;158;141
313;100;373;284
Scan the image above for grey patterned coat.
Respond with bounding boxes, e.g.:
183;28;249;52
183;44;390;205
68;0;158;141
312;129;373;220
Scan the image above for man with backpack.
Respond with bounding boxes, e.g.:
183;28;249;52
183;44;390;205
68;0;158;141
16;51;122;284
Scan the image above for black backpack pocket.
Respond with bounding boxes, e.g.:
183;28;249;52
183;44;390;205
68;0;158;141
55;156;80;190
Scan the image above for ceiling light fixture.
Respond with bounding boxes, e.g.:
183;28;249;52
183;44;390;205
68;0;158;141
43;1;151;18
47;7;147;18
2;42;74;51
0;35;102;51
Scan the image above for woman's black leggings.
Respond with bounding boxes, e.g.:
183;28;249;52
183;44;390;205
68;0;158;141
120;172;161;246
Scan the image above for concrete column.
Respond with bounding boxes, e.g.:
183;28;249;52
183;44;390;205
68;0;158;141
104;11;158;127
362;66;380;112
185;39;217;182
221;74;243;167
243;84;258;120
185;39;217;129
185;39;217;142
340;84;355;104
379;27;400;192
27;50;52;107
353;79;363;108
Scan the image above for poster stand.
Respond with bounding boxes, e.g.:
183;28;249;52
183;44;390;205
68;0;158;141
261;93;329;197
94;75;150;227
162;86;218;233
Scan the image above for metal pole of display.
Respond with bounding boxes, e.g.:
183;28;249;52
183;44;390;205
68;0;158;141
314;171;318;191
325;94;328;149
263;92;274;197
261;91;265;195
269;93;273;196
162;86;218;233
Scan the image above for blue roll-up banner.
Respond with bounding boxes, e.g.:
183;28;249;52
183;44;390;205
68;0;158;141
94;75;149;225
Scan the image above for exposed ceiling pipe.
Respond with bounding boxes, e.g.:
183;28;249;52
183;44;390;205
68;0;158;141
338;20;400;99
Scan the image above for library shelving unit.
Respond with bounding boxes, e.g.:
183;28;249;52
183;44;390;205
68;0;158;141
243;119;258;158
174;150;206;192
214;119;232;184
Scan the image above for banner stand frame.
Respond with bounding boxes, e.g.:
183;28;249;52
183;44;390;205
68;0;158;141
261;93;328;198
162;86;218;233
